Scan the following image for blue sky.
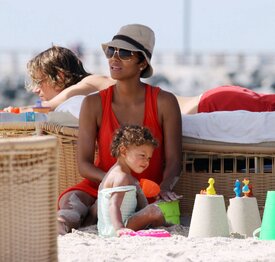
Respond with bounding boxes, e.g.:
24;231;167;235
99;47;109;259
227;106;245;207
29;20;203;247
1;0;275;53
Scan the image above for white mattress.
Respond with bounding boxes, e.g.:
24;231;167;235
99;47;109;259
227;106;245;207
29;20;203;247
55;95;85;118
182;110;275;144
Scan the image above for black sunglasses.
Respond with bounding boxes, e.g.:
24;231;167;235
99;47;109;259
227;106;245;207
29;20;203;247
105;46;134;61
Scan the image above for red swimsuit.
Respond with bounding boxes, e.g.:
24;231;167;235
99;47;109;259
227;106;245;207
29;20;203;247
198;85;275;113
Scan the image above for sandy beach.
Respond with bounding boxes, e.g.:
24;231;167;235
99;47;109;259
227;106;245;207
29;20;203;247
58;224;275;262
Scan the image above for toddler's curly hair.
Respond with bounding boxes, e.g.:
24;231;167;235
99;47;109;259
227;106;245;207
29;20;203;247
111;125;158;157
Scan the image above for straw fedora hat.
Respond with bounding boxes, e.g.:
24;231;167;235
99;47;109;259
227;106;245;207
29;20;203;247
102;24;155;78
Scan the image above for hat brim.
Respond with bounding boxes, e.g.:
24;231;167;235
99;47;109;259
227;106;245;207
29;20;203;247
102;39;153;78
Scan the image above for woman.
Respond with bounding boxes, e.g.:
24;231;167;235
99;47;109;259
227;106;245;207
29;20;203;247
57;24;183;234
178;85;275;114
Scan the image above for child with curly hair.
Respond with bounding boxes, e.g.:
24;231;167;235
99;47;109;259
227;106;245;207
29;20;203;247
97;124;166;237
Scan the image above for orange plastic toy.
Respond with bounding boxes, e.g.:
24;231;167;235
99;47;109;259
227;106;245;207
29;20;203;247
139;178;160;198
10;107;20;114
0;107;20;113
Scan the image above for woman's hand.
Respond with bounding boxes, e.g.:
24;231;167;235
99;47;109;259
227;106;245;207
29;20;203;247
158;190;182;202
3;106;14;112
3;106;33;113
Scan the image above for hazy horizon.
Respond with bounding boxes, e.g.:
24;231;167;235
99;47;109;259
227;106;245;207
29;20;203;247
1;0;275;54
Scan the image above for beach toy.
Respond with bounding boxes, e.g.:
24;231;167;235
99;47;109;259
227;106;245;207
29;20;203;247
248;184;254;197
234;179;242;197
242;178;250;197
227;196;261;237
188;194;229;238
35;100;42;107
140;178;160;198
253;191;275;240
200;177;216;195
1;106;20;113
33;99;51;113
157;200;180;225
206;177;216;195
11;107;20;114
121;229;171;238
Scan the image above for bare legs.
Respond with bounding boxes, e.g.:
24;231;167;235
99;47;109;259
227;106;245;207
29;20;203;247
57;190;97;235
126;204;166;231
58;192;168;235
82;200;98;227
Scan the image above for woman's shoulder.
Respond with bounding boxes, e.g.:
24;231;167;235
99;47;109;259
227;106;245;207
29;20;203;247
155;87;178;105
83;90;101;103
79;92;102;123
147;84;176;98
149;86;181;118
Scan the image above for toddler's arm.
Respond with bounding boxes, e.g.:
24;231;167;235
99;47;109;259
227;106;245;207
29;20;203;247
135;182;148;211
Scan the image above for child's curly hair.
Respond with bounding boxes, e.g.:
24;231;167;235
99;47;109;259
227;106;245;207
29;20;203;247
111;125;158;158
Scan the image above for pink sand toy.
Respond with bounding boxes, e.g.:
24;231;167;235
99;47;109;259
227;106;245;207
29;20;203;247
121;229;171;238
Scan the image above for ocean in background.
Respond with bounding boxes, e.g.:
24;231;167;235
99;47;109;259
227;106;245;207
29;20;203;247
1;50;275;108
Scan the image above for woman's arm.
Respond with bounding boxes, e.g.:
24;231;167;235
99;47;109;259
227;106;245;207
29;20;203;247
42;75;115;110
158;90;183;201
77;93;105;182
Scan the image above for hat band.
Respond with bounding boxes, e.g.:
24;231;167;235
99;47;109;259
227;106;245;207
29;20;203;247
112;35;152;59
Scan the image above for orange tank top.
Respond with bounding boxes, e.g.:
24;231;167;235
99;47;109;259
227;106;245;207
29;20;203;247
96;84;164;184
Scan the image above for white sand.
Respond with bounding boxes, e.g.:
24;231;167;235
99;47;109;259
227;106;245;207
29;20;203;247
58;225;275;262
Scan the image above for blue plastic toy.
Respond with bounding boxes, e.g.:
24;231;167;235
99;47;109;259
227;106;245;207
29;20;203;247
234;179;242;197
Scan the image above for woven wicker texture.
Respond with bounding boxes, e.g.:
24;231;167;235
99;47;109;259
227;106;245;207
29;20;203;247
174;139;275;217
40;122;82;194
0;122;36;138
0;136;58;262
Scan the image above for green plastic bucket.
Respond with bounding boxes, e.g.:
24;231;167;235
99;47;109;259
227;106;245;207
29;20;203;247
157;200;180;225
253;191;275;240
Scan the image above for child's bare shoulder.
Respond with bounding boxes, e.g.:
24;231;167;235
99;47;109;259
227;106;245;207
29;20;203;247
112;171;132;187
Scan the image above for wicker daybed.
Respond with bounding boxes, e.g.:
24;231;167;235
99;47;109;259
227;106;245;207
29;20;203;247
40;121;81;194
0;121;81;195
174;137;275;216
174;111;275;217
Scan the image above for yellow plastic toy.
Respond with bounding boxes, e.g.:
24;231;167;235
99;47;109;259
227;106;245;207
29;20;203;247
206;177;216;195
242;178;250;197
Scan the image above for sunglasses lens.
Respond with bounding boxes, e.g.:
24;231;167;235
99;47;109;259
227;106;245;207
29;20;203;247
105;47;115;59
118;49;133;60
105;47;133;60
